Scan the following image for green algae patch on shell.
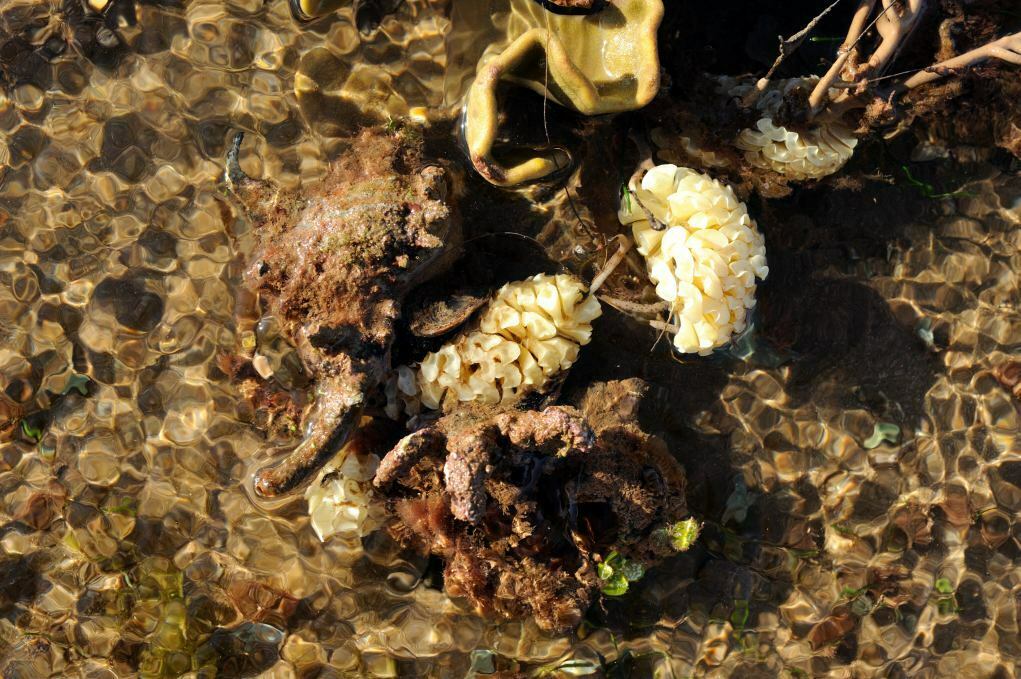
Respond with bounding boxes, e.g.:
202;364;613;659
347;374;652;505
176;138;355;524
462;0;664;185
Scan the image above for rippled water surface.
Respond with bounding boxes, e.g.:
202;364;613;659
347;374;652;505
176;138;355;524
1;0;1021;677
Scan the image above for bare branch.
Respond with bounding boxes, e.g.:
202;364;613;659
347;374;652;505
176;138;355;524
866;0;927;76
904;31;1021;88
809;0;927;114
589;237;632;294
808;0;877;111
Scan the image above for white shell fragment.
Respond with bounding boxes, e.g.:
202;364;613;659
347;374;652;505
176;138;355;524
618;164;769;355
721;76;858;181
394;274;601;412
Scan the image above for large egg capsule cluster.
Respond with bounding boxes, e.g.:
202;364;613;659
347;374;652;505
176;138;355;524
618;164;768;355
394;274;601;411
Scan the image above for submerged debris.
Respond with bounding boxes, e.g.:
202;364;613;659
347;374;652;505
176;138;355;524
373;380;692;633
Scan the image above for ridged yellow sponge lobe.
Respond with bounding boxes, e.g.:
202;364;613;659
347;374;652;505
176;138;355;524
619;164;768;355
400;274;601;411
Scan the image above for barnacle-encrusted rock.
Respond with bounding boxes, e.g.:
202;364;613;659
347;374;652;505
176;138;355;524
372;380;691;633
394;274;601;412
462;0;664;185
229;127;458;497
721;77;858;181
618;164;769;355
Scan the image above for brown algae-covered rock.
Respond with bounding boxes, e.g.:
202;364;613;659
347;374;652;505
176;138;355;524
372;382;691;632
229;127;459;496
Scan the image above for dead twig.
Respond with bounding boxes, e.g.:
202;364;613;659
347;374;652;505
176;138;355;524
597;295;670;315
589;237;631;294
809;0;882;111
902;30;1021;89
808;0;927;113
867;0;927;77
747;0;846;106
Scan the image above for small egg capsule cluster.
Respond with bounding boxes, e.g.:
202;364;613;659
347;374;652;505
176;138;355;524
721;76;858;181
396;274;601;411
305;448;381;541
618;164;768;355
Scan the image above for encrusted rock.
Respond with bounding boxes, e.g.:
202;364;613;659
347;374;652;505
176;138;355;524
372;381;690;632
228;127;459;496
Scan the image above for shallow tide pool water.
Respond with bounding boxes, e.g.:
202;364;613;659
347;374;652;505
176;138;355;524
1;0;1021;677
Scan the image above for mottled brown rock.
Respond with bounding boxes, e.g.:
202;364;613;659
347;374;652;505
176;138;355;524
226;577;300;627
217;353;306;440
229;128;459;496
374;428;447;488
0;397;23;442
807;610;856;651
373;383;689;633
993;361;1021;400
444;424;497;522
890;500;933;549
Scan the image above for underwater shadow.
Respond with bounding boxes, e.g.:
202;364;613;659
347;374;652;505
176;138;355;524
755;167;946;427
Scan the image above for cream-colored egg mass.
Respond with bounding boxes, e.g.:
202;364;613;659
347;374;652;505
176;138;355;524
722;76;858;180
395;274;601;412
305;448;381;542
618;164;768;355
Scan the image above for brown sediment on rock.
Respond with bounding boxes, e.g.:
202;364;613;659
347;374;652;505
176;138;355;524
899;67;1021;159
373;381;689;633
230;127;458;496
12;481;66;531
